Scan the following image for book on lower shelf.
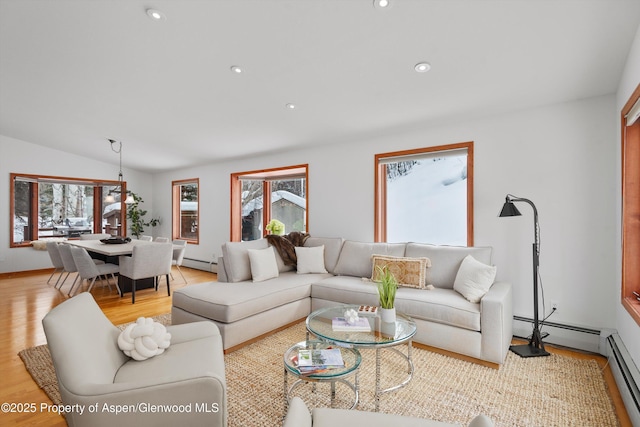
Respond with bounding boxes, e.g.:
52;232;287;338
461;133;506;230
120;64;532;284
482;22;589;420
331;316;372;332
297;348;345;374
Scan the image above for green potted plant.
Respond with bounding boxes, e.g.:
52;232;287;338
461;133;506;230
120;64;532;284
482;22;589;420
265;219;285;236
125;191;161;239
374;264;398;322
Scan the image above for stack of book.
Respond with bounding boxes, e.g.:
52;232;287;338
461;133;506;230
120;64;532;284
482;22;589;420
296;348;345;375
331;316;372;332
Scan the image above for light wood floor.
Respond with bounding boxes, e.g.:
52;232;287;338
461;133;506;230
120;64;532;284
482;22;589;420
0;268;632;426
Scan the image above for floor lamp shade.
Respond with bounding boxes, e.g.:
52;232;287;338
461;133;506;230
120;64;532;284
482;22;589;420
499;199;522;217
499;194;550;358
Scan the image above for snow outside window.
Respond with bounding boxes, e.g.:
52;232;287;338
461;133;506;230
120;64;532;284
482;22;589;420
375;142;473;246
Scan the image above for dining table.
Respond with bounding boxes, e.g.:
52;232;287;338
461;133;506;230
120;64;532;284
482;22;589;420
65;239;180;294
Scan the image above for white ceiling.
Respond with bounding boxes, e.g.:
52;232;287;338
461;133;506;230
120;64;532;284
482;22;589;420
1;0;639;173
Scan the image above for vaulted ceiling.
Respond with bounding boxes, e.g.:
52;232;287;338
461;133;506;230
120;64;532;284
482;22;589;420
1;0;639;172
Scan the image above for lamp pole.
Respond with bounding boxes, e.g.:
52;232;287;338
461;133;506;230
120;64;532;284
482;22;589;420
500;195;550;357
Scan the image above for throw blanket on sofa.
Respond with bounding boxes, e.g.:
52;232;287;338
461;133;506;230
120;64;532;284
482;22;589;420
266;232;309;266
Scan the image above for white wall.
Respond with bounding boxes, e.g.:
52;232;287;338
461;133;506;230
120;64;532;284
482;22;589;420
616;23;640;367
153;93;618;333
0;135;154;273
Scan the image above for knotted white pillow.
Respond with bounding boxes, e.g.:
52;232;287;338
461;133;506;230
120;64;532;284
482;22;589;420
117;317;171;361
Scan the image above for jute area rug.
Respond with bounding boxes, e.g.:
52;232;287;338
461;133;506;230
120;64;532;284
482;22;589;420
20;316;619;427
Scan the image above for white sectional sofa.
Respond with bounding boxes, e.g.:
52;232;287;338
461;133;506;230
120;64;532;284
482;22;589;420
171;237;512;365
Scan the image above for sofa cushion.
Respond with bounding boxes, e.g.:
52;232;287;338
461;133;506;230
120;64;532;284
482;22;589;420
172;273;331;323
453;255;497;303
404;243;492;289
371;255;430;289
334;241;406;278
248;246;280;282
222;239;269;282
312;276;480;331
304;237;344;274
295;246;328;274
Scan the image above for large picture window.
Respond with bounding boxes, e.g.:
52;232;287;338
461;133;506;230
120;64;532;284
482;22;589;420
375;142;474;245
230;165;308;241
10;173;125;247
172;178;199;243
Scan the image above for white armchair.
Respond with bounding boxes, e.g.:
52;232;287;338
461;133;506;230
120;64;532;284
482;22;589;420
119;243;172;304
42;293;227;427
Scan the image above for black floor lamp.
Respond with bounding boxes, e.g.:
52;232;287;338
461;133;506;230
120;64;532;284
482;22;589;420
499;194;550;358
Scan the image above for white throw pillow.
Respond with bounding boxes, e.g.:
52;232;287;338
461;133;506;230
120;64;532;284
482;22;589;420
247;246;279;282
453;255;497;303
295;245;328;274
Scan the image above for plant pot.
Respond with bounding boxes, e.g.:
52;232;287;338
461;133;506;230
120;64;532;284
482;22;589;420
379;307;396;323
380;320;397;339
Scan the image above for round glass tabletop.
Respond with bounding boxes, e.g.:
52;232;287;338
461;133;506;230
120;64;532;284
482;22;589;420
306;304;417;348
284;340;361;379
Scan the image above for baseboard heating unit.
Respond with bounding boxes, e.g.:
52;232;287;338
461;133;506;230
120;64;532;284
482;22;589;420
181;257;217;274
606;333;640;426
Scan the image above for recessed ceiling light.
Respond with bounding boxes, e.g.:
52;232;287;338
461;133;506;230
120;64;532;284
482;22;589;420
146;9;166;21
286;103;296;110
414;62;431;73
374;0;391;9
230;66;243;74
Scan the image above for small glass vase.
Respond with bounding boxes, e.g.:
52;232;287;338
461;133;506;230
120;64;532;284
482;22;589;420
379;307;396;323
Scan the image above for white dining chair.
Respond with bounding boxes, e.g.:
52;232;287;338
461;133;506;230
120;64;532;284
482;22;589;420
171;239;188;283
140;235;153;241
46;241;65;287
69;246;121;296
155;237;170;243
56;244;80;292
119;243;173;304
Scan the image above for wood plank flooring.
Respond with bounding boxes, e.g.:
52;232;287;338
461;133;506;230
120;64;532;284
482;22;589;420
0;268;632;426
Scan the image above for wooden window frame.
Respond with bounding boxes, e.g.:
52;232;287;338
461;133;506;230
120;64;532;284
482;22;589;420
230;165;308;242
621;83;640;326
172;178;200;244
10;173;126;247
374;141;474;245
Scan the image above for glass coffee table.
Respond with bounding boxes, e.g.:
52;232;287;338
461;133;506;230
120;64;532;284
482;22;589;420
283;340;361;410
306;304;417;411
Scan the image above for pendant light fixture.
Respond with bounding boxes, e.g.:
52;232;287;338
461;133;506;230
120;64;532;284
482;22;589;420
105;139;135;204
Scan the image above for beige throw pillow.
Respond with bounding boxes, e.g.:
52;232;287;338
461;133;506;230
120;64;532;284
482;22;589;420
247;246;279;282
453;255;497;303
295;245;328;274
371;255;431;289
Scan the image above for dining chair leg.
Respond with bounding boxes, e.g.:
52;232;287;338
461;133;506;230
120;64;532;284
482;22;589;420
67;274;82;296
67;275;80;297
176;265;187;284
56;272;70;289
112;274;122;297
131;280;136;304
166;274;171;296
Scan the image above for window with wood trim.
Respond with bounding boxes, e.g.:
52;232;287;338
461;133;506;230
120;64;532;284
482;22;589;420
172;178;199;244
10;173;126;247
375;142;474;245
621;83;640;326
230;165;308;242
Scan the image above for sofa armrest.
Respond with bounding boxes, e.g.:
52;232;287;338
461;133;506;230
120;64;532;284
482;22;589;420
480;281;512;364
283;397;312;427
217;256;229;282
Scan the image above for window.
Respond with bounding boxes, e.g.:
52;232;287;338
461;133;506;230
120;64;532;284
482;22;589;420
10;173;126;247
230;165;308;241
375;142;474;245
621;83;640;326
172;178;199;243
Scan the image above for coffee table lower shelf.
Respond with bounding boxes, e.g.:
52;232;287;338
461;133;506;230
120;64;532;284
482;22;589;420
283;340;361;411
